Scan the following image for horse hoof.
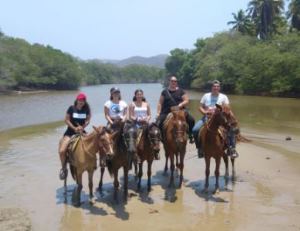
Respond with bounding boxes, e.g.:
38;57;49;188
163;171;168;177
213;188;220;194
89;198;95;205
147;187;152;192
202;188;209;194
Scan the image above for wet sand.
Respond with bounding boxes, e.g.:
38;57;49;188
0;127;300;231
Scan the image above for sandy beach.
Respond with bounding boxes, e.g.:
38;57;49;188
0;126;300;231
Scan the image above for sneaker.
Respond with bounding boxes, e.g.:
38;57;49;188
189;135;194;144
154;152;160;160
59;168;68;180
227;147;239;158
197;148;204;158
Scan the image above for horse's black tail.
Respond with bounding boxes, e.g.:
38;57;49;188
106;159;114;177
69;164;77;181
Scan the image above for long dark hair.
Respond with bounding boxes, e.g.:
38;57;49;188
132;89;146;102
73;100;91;113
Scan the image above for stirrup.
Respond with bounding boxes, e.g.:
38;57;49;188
189;135;194;144
59;168;68;180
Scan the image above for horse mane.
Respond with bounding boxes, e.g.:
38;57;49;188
163;110;186;130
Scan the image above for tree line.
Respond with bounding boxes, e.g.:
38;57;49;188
0;31;164;92
165;0;300;97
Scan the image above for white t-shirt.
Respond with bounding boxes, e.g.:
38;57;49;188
132;102;148;121
200;93;229;111
104;100;128;119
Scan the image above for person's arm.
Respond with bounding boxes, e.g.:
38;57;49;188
64;113;80;133
121;104;128;122
104;106;114;124
156;95;164;117
129;103;136;121
146;103;151;122
83;114;91;129
178;93;189;109
199;103;208;116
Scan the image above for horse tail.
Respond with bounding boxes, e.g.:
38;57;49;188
106;159;114;177
237;133;251;143
69;164;77;181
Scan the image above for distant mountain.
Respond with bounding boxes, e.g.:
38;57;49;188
101;54;168;68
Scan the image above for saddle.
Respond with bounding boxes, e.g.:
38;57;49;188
66;134;81;164
199;122;226;145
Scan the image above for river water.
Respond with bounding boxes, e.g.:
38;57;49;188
0;83;300;231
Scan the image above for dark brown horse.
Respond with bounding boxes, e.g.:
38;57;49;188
222;106;250;181
67;126;114;206
163;109;188;188
98;120;138;202
199;104;230;193
136;123;161;192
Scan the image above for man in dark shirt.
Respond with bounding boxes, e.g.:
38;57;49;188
156;76;195;143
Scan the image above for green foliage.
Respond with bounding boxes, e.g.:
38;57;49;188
0;32;164;91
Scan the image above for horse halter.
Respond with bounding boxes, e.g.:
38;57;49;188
148;126;161;146
172;119;187;142
123;126;137;149
206;109;228;133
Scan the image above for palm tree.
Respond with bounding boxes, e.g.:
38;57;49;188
248;0;284;39
227;9;254;35
287;0;300;31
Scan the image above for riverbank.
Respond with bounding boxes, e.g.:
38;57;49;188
0;126;299;231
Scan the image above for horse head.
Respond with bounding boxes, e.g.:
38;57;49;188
123;120;138;154
147;123;161;154
93;126;114;159
171;110;188;144
212;104;229;128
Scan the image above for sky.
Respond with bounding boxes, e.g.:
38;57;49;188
0;0;251;60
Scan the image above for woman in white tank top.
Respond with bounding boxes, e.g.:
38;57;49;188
129;89;151;125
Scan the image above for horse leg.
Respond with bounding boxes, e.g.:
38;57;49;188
178;152;184;189
88;170;94;203
168;153;175;188
123;166;128;201
75;172;83;207
113;170;119;203
223;155;229;190
147;160;153;192
134;161;138;179
175;153;179;170
98;167;105;192
231;157;236;182
214;157;221;194
204;156;210;193
164;150;169;175
137;162;143;191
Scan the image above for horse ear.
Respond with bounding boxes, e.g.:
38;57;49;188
215;104;222;111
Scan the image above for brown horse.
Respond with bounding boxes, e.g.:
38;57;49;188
98;120;138;202
163;109;188;188
222;106;250;181
199;104;230;193
67;126;114;206
136;123;161;192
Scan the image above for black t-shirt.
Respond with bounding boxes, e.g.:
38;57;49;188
161;88;185;114
64;105;90;136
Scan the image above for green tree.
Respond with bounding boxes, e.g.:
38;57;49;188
227;9;254;35
248;0;285;39
287;0;300;31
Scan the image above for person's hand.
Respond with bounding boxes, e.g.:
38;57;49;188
75;126;83;133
